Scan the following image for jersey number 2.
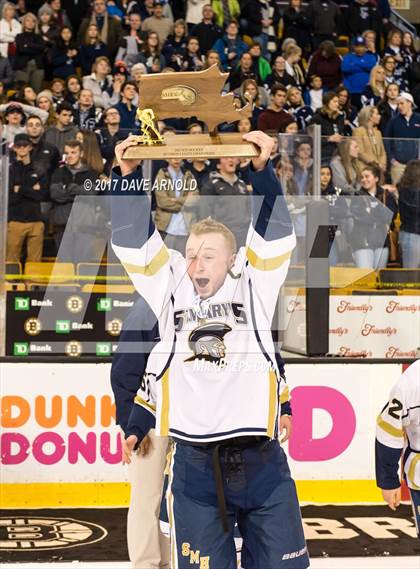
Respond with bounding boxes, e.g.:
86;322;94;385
388;398;403;420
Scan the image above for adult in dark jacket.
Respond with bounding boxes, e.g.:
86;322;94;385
282;0;311;56
50;139;103;263
179;37;205;72
240;0;263;37
350;164;397;268
14;13;46;93
310;91;346;162
409;57;420;110
383;29;406;85
50;26;78;79
384;92;420;184
307;41;343;90
64;0;90;32
7;133;48;262
76;0;123;60
377;82;399;134
229;52;259;91
0;55;14;89
26;115;60;182
115;81;138;130
78;23;108;77
285;86;314;131
239;0;272;56
306;0;341;49
397;160;420;268
191;5;222;55
72;89;102;130
320;164;350;265
264;55;296;89
162;20;187;70
347;0;382;44
199;157;250;247
96;107;126;175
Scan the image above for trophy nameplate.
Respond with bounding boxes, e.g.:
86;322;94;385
123;65;259;159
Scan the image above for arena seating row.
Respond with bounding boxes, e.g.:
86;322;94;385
4;261;133;292
4;262;420;294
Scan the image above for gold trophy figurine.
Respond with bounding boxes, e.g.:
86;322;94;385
133;109;164;146
123;65;259;160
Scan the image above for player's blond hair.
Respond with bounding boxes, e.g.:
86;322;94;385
190;218;237;254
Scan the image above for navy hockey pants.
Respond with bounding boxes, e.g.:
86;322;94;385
167;438;309;569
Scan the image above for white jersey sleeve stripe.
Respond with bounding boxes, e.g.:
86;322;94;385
122;244;169;276
246;246;292;271
280;385;290;404
134;395;156;414
376;414;404;440
407;454;420;490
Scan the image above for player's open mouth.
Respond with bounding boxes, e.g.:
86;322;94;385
196;278;210;288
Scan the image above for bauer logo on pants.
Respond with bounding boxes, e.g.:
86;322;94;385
0;517;107;550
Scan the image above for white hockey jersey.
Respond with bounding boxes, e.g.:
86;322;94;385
376;359;420;490
112;165;295;444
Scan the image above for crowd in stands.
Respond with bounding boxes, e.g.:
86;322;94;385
0;0;419;271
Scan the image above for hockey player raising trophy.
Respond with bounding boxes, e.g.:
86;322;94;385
111;66;309;568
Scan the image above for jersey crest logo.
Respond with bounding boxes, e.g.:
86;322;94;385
185;322;232;363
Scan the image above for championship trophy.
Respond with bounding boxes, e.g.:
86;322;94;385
123;65;259;160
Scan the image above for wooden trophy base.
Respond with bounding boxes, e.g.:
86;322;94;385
122;132;259;160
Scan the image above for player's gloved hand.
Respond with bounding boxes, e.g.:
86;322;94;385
382;487;401;511
122;434;138;464
279;415;292;443
115;135;142;177
242;131;275;172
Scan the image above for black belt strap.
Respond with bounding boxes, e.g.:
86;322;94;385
212;444;229;533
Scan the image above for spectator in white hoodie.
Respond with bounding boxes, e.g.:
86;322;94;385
0;2;22;59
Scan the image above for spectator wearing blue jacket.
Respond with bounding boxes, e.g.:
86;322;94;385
384;92;420;185
213;21;248;71
342;36;377;108
110;294;170;569
114;81;138;129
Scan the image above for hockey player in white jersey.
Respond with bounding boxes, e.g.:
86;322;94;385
111;131;309;568
376;359;420;537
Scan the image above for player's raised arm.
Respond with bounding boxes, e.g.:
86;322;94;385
375;378;406;509
111;137;171;318
242;131;296;315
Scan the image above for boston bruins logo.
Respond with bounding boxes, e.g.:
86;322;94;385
65;341;83;357
106;318;122;336
185;322;232;363
0;517;107;550
24;318;42;336
66;295;83;314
